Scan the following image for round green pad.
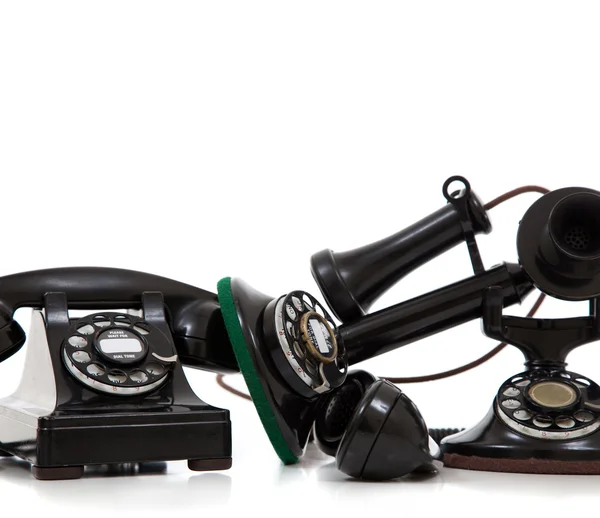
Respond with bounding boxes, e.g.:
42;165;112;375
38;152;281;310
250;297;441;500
217;277;298;465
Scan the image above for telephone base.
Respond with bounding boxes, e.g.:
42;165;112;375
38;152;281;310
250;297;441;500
0;448;11;457
441;407;600;475
440;368;600;474
0;401;232;479
0;304;233;480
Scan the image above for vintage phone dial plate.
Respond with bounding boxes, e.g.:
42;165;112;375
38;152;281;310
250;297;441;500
496;370;600;440
62;312;174;395
269;290;347;396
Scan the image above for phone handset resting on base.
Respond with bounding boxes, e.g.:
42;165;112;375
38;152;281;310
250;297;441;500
0;267;234;480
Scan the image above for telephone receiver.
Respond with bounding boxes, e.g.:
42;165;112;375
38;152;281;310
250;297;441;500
216;176;535;480
0;267;238;372
0;267;235;480
310;176;492;322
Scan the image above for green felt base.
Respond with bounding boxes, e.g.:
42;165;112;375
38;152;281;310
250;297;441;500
217;277;298;465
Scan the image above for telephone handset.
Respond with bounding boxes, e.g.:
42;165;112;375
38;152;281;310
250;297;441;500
0;267;234;480
0;266;238;372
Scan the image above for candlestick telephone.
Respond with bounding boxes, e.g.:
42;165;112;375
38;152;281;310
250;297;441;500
2;176;600;482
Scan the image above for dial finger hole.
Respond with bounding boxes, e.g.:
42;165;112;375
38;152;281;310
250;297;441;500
146;363;165;376
575;411;594;423
108;371;127;384
87;363;105;377
503;387;520;397
556;416;576;429
314;304;325;317
68;336;88;348
533;416;553;428
515;379;531;388
133;324;150;335
304;360;318;377
72;351;91;364
302;294;313;309
514;410;532;421
114;315;131;327
77;324;95;335
94;319;111;328
293;341;305;359
291;296;304;312
501;399;520;410
129;371;149;384
285;303;297;321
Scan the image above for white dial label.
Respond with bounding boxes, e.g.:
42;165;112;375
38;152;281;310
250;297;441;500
310;318;330;354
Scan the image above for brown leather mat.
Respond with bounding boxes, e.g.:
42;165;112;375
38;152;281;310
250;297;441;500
444;453;600;475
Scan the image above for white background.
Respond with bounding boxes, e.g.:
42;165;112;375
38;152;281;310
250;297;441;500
1;1;600;515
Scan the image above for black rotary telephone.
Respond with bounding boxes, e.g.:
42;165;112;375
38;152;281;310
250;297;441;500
0;268;235;480
3;176;600;482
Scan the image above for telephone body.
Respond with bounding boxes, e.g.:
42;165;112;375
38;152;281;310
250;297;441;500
0;267;235;480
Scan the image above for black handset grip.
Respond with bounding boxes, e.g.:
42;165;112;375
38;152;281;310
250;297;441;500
339;262;534;365
0;267;238;373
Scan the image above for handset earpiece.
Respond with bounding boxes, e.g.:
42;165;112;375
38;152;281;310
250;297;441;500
313;370;377;456
0;316;26;362
314;371;435;480
518;186;600;300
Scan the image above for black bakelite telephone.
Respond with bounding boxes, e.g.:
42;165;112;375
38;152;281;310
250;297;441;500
0;269;236;479
2;176;600;481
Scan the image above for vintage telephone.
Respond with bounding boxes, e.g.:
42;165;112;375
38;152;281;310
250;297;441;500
2;176;600;481
215;177;600;479
0;269;236;479
215;177;537;479
441;186;600;474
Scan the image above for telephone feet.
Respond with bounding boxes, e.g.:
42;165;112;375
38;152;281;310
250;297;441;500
188;458;232;472
32;465;84;480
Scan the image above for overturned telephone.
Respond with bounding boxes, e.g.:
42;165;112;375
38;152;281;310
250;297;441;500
0;176;598;480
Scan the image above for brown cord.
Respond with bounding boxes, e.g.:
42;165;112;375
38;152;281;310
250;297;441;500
216;373;252;401
216;184;552;399
484;185;550;210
